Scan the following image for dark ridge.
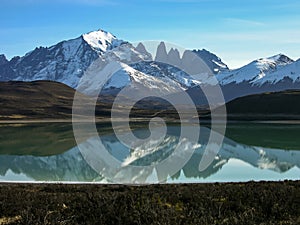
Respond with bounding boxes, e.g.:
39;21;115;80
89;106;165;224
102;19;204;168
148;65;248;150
225;89;300;120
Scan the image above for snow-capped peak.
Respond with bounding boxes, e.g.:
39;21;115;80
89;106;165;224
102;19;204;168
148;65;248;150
266;53;294;65
254;54;294;70
82;29;123;53
218;53;295;85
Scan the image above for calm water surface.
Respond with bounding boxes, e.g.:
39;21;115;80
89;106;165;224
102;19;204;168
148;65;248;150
0;122;299;183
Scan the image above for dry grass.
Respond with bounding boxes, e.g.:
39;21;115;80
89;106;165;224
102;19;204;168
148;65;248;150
0;181;299;225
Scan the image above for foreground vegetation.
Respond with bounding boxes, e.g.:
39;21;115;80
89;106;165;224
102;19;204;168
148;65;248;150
0;181;299;225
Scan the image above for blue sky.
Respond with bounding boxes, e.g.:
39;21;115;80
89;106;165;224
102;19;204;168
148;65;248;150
1;0;300;68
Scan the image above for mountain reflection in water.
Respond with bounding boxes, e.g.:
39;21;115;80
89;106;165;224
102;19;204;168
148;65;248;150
0;123;299;183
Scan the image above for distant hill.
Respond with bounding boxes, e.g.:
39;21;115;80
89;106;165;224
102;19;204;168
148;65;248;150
0;81;80;119
2;81;300;121
0;81;180;120
0;81;115;120
226;90;300;120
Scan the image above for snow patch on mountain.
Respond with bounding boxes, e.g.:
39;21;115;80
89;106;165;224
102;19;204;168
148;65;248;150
77;43;154;95
103;68;131;89
129;66;184;94
131;61;203;88
257;59;300;84
101;61;207;96
82;29;124;53
105;43;152;63
102;64;186;95
218;54;295;85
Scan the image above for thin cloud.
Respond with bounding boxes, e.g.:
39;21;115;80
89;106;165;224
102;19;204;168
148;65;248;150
205;30;300;44
224;18;265;27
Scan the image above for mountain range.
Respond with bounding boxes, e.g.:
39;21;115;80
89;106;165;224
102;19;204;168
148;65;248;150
1;28;300;105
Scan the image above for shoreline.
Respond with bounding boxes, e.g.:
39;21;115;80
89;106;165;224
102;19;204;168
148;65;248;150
1;119;300;124
0;178;299;185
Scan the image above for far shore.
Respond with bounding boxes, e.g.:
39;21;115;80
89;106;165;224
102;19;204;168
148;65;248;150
1;118;300;124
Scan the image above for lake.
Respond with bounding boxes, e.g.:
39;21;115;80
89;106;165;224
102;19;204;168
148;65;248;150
0;122;299;183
